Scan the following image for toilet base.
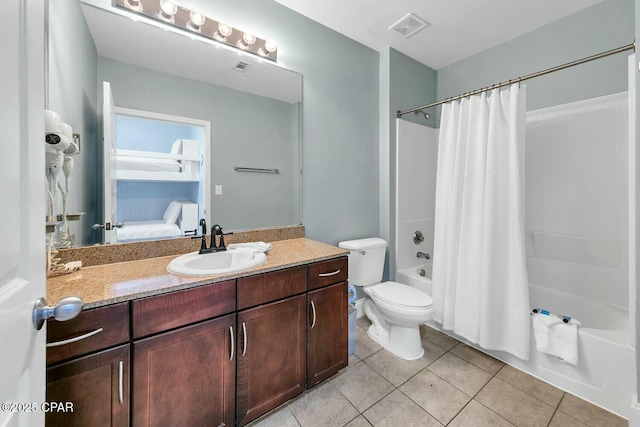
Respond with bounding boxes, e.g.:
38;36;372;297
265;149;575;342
366;323;425;360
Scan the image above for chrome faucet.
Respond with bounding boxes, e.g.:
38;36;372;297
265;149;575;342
417;251;431;260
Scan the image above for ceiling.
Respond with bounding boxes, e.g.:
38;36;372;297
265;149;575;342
273;0;602;69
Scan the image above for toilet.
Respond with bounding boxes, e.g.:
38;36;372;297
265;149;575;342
338;238;433;360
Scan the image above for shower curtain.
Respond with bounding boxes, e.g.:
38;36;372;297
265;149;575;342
431;83;530;360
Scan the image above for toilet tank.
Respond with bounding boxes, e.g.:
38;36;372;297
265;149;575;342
338;238;387;286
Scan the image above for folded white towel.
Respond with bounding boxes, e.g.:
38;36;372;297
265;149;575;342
229;247;260;268
532;313;579;366
227;242;272;253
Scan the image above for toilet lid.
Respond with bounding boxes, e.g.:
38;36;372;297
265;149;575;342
370;281;432;308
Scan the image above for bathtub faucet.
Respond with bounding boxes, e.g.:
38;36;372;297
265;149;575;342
416;251;431;260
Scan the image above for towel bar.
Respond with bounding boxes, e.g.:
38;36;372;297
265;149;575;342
532;308;572;323
234;166;279;174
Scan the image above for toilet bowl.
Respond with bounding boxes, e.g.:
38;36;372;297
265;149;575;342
338;238;434;360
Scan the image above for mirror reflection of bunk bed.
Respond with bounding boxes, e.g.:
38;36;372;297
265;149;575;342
112;112;207;242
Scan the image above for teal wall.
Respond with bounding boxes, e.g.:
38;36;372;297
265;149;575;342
48;0;98;245
185;0;381;245
437;0;633;122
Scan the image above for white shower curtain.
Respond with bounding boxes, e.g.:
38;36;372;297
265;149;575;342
431;83;530;360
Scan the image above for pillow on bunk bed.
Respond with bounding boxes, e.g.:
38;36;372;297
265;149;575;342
163;201;182;224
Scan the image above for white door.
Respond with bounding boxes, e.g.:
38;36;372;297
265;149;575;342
0;0;47;425
102;81;118;244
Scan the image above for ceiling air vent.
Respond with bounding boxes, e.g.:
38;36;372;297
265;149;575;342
389;12;430;38
232;61;251;73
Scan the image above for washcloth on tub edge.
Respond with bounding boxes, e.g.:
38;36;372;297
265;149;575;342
532;312;579;366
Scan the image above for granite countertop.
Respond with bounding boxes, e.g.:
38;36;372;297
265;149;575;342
47;238;348;309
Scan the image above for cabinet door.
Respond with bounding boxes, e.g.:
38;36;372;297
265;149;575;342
46;345;129;427
236;295;306;426
133;314;236;427
307;282;348;387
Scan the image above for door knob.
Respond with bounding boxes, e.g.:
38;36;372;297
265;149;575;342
32;296;84;330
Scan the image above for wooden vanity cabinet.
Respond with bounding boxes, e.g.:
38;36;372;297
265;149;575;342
45;303;130;427
132;314;236;427
236;267;307;426
306;258;349;387
130;280;236;427
46;255;349;427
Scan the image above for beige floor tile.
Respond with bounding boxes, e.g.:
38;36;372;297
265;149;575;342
354;328;382;359
288;382;359;427
344;415;373;427
557;393;628;427
419;325;460;350
331;361;395;412
420;338;448;366
348;352;361;366
364;349;428;387
495;364;564;408
447;400;514;427
357;316;372;330
450;343;504;375
248;405;300;427
475;377;555;427
548;411;590;427
399;369;471;425
427;352;492;396
363;390;443;427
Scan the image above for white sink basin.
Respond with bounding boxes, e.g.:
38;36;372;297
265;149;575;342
167;248;267;276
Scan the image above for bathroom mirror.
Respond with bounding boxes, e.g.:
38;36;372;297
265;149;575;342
47;0;302;247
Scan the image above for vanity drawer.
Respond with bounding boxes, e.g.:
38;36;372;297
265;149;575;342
308;257;348;291
132;280;236;339
238;266;306;310
46;302;129;365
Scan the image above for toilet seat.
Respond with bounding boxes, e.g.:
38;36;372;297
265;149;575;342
369;281;432;309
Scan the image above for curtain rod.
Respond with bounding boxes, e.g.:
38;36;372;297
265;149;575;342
397;42;635;118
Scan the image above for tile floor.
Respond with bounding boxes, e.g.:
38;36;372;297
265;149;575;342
248;316;628;427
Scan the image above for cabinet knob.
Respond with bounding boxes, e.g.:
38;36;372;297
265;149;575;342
32;296;83;330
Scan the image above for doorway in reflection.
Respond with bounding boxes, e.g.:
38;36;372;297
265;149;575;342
112;113;207;243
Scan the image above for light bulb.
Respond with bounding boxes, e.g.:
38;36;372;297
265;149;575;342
158;0;177;23
188;9;206;32
214;22;232;41
124;0;143;12
260;39;278;56
238;32;256;49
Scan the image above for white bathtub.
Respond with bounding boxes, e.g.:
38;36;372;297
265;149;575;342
396;265;635;418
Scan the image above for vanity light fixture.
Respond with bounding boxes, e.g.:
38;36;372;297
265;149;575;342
114;0;278;62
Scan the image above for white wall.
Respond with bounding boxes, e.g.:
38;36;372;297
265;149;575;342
395;119;438;273
525;92;629;309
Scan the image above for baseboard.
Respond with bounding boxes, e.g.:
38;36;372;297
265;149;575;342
629;395;640;426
